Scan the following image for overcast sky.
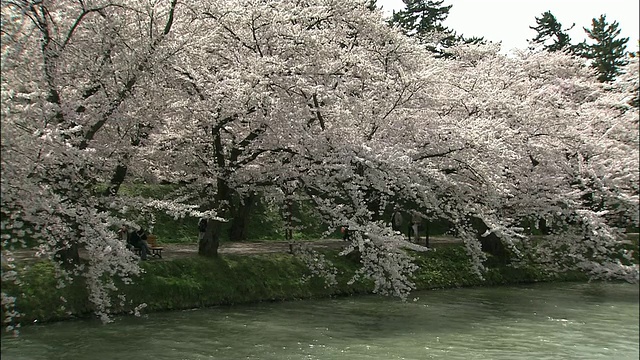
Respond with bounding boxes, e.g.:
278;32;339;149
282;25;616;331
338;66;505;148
377;0;640;54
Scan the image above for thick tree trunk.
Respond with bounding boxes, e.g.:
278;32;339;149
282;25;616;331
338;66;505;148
228;194;255;241
197;130;228;257
198;159;229;256
102;163;129;196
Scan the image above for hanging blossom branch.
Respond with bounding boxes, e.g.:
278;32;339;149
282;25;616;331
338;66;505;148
290;243;338;288
1;251;21;337
144;199;225;222
341;226;427;301
566;210;637;281
457;228;488;279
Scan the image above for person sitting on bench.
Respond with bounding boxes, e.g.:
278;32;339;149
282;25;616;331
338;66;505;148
128;227;151;260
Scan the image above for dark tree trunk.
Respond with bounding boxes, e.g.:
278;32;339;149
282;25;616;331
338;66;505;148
54;220;81;268
285;199;293;241
228;194;255;241
425;221;430;247
366;197;383;222
538;217;552;235
198;144;229;256
102;163;129;196
55;246;80;267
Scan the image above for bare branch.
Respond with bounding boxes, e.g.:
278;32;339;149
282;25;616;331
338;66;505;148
62;4;125;49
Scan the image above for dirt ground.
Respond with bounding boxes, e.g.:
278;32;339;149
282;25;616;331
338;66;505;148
2;236;460;264
161;239;347;259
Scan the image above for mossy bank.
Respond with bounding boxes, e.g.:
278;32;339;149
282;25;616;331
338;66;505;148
3;245;589;326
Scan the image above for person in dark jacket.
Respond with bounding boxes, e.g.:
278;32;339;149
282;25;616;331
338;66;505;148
391;207;403;232
129;228;151;260
198;218;208;243
341;225;351;241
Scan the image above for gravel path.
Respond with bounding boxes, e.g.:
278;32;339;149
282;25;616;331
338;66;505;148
160;236;460;260
3;236;462;263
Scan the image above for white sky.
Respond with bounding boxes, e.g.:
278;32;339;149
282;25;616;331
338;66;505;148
378;0;640;54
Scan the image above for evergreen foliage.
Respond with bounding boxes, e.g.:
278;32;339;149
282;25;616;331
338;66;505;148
460;35;486;46
389;0;486;57
389;0;457;56
529;10;574;52
579;14;629;82
628;48;640;109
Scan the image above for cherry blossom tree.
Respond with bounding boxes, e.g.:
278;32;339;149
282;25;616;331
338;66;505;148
425;45;639;279
295;41;638;282
145;1;637;290
142;0;434;256
1;0;187;332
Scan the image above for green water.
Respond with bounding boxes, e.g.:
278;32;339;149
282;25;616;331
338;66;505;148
2;282;638;360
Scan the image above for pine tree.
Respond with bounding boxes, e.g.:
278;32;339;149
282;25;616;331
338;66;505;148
529;10;574;52
389;0;456;57
580;14;629;82
366;0;377;12
459;35;486;46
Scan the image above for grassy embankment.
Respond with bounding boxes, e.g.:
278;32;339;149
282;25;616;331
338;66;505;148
3;243;597;325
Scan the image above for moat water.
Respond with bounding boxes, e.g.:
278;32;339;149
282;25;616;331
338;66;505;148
2;282;638;359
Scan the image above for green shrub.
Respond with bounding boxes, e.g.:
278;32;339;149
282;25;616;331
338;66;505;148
3;262;91;323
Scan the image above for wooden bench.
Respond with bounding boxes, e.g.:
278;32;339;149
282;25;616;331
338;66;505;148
133;234;163;259
146;234;163;259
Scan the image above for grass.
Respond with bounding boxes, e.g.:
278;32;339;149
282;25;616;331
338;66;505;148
2;243;595;326
1;262;92;322
3;251;373;324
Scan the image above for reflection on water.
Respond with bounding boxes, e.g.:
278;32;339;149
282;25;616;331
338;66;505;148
2;282;638;360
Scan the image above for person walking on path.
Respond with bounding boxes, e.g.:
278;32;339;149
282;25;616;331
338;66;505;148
409;211;421;243
341;225;351;241
391;207;403;233
198;218;207;242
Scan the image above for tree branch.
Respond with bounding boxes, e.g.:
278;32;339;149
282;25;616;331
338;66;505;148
413;147;465;161
62;4;124;49
80;0;179;149
229;123;268;164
